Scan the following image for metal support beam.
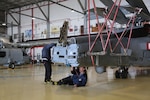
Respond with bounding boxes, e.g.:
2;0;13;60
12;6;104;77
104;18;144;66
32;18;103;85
77;0;84;12
9;10;47;21
84;0;87;34
32;8;34;40
11;22;14;42
49;0;84;15
18;8;21;42
35;0;48;20
5;11;8;34
47;0;50;38
8;13;19;25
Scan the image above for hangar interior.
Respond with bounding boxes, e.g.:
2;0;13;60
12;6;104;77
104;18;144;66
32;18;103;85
0;0;150;100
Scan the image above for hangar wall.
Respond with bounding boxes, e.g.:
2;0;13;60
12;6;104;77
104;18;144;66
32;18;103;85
7;0;84;42
6;0;107;42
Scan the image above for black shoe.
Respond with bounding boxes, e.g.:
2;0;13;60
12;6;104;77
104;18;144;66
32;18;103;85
57;81;62;85
44;79;51;84
51;81;58;85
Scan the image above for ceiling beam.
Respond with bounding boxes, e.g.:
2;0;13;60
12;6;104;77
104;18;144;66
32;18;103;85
77;0;84;13
0;0;20;10
9;10;47;21
35;0;48;20
8;13;19;25
49;0;84;15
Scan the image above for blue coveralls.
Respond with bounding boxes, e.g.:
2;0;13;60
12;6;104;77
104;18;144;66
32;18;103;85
72;73;87;87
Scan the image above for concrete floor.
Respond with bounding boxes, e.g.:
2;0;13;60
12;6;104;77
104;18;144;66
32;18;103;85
0;64;150;100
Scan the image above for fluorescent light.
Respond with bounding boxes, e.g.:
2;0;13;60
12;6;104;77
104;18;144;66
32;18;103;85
32;17;35;19
71;10;75;12
2;23;6;26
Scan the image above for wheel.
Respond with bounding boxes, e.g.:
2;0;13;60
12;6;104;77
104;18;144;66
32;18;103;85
9;63;15;69
95;66;106;74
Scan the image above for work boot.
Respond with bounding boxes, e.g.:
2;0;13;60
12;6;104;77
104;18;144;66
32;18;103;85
44;79;52;84
51;81;58;85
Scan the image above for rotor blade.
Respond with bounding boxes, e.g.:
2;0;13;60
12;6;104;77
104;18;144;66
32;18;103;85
124;6;150;21
126;0;150;16
100;0;129;24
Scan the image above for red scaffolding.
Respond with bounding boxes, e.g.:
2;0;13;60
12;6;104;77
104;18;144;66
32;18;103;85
87;0;142;66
